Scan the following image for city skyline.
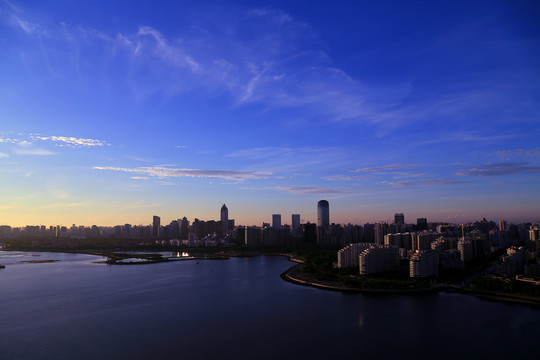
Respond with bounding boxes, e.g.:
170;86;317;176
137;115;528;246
1;1;539;227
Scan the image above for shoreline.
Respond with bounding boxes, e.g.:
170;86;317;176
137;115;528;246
280;261;540;308
3;249;540;308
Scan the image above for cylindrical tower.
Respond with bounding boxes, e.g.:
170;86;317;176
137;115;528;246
317;200;329;228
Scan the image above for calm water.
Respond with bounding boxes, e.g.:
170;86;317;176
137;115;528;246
1;251;539;360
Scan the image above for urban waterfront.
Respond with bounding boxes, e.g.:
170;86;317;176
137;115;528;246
1;251;539;359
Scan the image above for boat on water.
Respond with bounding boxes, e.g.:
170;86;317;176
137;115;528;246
0;264;5;269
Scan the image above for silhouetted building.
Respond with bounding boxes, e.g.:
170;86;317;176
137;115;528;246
153;215;160;239
291;214;300;234
180;217;189;240
374;222;387;245
317;200;330;245
221;204;228;234
169;220;179;239
302;222;317;245
245;226;261;247
272;214;281;229
359;245;399;275
417;218;427;231
317;200;329;228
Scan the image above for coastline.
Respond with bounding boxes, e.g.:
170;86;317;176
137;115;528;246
3;248;540;308
280;261;540;308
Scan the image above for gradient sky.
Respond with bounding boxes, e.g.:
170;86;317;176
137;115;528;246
1;0;539;227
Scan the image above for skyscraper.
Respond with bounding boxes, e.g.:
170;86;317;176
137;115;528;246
417;218;427;231
221;204;229;234
394;213;405;225
272;214;282;229
317;200;329;228
291;214;300;233
152;215;160;239
180;217;189;240
317;200;330;245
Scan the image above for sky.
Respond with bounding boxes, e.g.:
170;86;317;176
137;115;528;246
1;0;539;227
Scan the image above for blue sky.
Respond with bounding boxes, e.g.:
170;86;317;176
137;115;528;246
1;0;539;226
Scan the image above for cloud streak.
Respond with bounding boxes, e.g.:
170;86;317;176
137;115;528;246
353;164;419;173
31;135;108;147
277;185;350;194
2;5;410;126
381;178;466;187
496;149;540;158
456;162;540;177
93;166;271;180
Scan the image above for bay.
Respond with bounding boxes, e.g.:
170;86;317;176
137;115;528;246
1;251;539;359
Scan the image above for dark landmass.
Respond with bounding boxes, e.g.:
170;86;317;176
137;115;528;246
3;241;540;307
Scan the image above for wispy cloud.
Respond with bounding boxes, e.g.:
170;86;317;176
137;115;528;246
0;137;19;143
456;162;540;177
227;146;328;160
30;135;108;147
495;149;540;158
93;166;271;180
381;178;466;187
352;164;419;173
415;131;517;146
1;5;410;126
322;175;372;181
277;185;350;194
0;152;9;158
1;133;108;154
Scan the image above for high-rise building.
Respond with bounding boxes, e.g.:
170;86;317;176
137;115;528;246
374;222;387;245
291;214;300;233
359;245;399;275
337;243;374;268
152;215;160;239
317;200;330;245
169;220;179;239
499;219;508;232
410;250;438;278
221;204;229;234
180;217;189;240
317;200;330;228
394;213;405;225
417;218;427;231
272;214;281;229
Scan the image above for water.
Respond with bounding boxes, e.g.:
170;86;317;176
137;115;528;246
1;251;539;359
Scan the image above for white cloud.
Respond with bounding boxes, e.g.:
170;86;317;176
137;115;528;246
0;137;19;143
0;152;9;158
31;135;108;147
93;166;271;180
